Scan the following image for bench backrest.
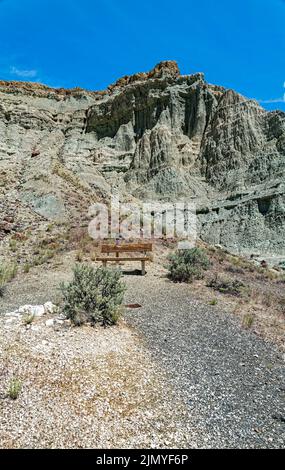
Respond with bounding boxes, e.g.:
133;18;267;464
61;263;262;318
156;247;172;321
101;243;153;253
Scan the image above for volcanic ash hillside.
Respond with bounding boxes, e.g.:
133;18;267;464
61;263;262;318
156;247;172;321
0;61;285;255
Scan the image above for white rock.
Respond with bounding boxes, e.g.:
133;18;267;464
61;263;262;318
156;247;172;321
18;305;32;314
45;319;55;327
5;311;21;318
178;240;195;250
57;313;66;320
31;325;41;331
19;305;45;317
44;302;58;314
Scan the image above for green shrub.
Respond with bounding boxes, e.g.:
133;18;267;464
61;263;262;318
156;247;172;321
9;239;17;252
207;275;246;296
8;378;22;400
23;263;31;273
242;314;254;329
33;249;55;266
0;262;18;296
23;313;35;325
9;263;18;279
60;264;126;326
167;248;210;283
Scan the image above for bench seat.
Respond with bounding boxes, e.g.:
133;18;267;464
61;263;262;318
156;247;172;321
96;256;152;262
96;242;153;275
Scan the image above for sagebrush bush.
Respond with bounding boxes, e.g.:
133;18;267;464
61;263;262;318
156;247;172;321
60;264;126;326
207;275;246;296
167;248;210;283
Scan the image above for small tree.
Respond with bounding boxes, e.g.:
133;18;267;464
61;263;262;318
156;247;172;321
167;247;210;283
60;264;126;326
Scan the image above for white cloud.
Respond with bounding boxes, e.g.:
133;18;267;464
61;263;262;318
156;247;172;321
10;66;38;79
258;97;285;104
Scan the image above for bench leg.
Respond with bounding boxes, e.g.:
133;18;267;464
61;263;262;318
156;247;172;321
141;260;146;276
102;260;107;268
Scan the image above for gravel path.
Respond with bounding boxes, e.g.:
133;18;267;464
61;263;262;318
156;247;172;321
124;270;285;449
0;257;284;448
0;318;192;448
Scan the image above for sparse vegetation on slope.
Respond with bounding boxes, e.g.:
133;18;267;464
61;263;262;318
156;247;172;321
0;262;18;297
207;275;248;297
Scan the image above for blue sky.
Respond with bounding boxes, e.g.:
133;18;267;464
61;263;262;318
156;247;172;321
0;0;284;111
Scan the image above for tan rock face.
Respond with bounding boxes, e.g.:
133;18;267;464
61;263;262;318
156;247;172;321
0;62;285;255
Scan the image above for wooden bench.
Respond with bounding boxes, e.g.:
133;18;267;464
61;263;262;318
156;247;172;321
96;242;153;275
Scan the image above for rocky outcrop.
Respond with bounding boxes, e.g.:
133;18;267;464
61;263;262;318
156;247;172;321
0;61;284;255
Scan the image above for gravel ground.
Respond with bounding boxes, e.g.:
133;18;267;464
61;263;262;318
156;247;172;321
124;267;285;449
0;316;193;448
0;255;284;448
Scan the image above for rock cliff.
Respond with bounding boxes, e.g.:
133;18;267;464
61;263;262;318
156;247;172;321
0;61;284;255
